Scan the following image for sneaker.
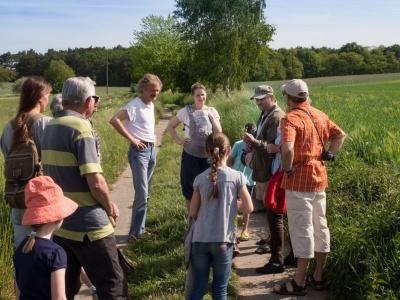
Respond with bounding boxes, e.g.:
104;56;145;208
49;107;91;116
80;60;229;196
255;262;284;274
254;244;270;254
239;231;249;241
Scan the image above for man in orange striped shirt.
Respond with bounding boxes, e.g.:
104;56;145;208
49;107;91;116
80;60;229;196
274;79;346;296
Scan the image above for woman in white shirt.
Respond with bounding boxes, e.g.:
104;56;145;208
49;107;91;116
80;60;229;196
167;83;222;211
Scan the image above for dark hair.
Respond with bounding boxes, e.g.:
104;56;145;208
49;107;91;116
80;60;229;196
205;133;230;198
12;76;52;146
191;82;206;95
245;123;257;135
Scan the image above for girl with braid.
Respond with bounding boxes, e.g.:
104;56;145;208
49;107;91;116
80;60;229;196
187;133;253;299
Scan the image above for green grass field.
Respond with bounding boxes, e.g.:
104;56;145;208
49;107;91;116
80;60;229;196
0;73;400;299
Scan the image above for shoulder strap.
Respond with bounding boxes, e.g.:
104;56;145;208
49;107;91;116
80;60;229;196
9;113;43;149
292;107;324;147
256;107;280;139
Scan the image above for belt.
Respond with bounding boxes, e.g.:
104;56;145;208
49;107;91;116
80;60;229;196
139;140;154;146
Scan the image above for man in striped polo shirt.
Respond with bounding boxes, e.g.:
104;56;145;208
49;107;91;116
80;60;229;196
274;79;346;296
41;77;126;299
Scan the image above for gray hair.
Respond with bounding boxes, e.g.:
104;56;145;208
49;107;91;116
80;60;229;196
50;94;63;116
62;77;96;106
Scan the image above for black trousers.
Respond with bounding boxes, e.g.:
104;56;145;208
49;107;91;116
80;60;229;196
54;234;127;300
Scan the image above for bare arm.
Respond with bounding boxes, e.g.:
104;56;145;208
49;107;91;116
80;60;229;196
109;109;146;150
208;113;222;133
86;173;118;219
167;117;186;145
238;185;253;214
328;131;346;155
281;141;294;171
51;268;67;300
189;190;201;219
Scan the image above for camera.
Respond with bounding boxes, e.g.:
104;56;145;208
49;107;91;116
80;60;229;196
321;151;335;161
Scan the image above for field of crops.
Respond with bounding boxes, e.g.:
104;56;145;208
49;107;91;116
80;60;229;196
0;73;399;299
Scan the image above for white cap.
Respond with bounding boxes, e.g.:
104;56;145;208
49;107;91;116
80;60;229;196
281;79;309;99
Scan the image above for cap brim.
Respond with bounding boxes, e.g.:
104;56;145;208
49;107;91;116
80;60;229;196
280;84;286;92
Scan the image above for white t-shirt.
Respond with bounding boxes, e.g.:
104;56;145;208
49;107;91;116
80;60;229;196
123;97;155;143
176;106;220;139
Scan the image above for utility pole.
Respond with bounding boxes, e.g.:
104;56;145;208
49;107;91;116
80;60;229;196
106;49;109;95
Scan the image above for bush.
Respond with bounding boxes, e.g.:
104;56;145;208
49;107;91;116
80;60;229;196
12;77;27;94
43;60;75;93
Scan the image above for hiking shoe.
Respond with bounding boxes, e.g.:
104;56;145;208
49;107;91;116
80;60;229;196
255;262;284;274
239;231;249;241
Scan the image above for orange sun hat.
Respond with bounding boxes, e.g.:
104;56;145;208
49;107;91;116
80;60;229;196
22;176;78;226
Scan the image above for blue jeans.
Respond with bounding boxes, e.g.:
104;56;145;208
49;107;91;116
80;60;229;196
186;242;233;300
128;144;156;238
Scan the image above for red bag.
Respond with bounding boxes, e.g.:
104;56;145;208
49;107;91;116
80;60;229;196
264;171;286;214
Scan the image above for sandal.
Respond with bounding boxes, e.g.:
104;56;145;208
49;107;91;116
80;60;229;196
239;231;249;241
307;274;326;291
274;279;307;296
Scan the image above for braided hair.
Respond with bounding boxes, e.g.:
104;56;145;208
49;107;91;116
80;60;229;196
12;76;51;147
205;132;230;198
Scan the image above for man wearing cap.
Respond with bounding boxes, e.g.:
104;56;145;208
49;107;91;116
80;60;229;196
243;85;285;274
274;79;346;296
41;77;127;299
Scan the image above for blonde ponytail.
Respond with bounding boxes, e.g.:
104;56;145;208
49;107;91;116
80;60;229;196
22;231;37;254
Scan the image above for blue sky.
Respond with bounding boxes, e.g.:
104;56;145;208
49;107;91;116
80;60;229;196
0;0;398;54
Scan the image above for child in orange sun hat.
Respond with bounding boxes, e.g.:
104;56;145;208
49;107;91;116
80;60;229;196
13;176;78;300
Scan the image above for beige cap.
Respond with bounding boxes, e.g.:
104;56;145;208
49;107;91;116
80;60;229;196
281;79;309;99
250;85;274;100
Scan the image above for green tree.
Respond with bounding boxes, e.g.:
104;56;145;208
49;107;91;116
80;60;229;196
174;0;275;92
43;60;75;93
280;49;303;79
131;15;186;91
0;67;16;82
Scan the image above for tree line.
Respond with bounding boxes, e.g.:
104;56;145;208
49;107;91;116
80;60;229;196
0;0;399;92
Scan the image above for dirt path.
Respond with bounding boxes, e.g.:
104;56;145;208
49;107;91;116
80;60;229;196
234;211;329;300
76;109;172;299
77;109;329;299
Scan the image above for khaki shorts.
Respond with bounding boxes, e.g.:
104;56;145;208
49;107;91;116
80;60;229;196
285;190;330;259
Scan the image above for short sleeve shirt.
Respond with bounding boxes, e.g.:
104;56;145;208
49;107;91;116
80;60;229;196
281;102;343;192
123;97;155;143
230;140;254;186
13;237;67;300
42;110;112;241
176;106;220;139
192;166;246;243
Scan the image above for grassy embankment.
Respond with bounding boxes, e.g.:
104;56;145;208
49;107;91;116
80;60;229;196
1;72;400;299
127;73;400;299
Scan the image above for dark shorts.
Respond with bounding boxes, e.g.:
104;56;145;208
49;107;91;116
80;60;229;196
180;150;210;201
53;234;127;300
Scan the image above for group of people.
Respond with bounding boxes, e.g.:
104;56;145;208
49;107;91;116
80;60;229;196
1;74;162;299
167;80;345;298
1;73;345;300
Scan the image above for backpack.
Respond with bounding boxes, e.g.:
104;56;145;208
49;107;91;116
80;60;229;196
4;115;43;208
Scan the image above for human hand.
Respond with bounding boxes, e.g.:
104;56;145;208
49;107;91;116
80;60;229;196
182;138;191;145
132;138;147;150
243;133;255;144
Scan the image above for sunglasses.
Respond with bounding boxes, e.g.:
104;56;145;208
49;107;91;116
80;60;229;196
92;95;100;103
